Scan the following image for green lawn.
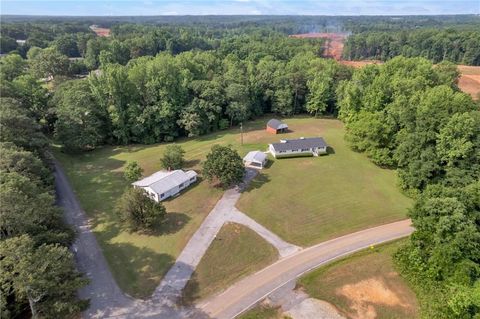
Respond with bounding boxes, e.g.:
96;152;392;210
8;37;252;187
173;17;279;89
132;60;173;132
54;117;279;298
183;223;278;303
55;116;411;298
237;118;412;246
299;240;419;319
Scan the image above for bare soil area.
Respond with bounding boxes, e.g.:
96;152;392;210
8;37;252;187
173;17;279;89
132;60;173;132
457;65;480;99
290;32;348;60
337;276;411;319
90;25;111;37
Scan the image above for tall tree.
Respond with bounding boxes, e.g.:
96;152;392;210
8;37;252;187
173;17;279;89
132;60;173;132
160;145;185;170
0;235;87;319
203;145;244;187
116;188;166;231
53;80;107;152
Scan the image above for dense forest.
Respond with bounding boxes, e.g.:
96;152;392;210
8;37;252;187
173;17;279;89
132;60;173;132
0;15;479;318
343;28;480;65
0;92;88;316
337;56;480;318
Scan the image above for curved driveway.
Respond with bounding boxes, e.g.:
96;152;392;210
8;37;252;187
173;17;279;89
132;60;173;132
55;160;412;319
198;219;413;319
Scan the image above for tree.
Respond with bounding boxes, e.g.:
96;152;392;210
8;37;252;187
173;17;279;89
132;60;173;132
306;75;331;116
203;145;244;187
11;74;49;122
29;47;69;79
160;145;185;170
53;80;107;152
0;98;48;153
0;54;26;81
124;161;143;182
0;235;87;319
225;83;250;126
54;35;80;57
395;183;480;318
116;188;166;231
0;36;17;54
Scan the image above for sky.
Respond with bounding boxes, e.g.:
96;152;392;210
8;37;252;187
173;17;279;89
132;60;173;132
1;0;479;16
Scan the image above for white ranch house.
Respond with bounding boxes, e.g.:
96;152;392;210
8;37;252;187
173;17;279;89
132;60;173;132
132;170;197;202
243;151;268;169
269;137;328;158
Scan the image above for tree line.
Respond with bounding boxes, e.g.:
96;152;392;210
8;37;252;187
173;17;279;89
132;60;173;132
343;28;480;65
50;49;349;151
337;56;480;318
0;98;88;317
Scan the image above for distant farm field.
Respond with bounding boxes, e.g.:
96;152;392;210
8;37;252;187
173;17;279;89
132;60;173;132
237;118;412;246
458;65;480;100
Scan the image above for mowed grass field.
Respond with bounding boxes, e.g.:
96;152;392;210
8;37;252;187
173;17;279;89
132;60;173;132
183;223;278;303
54;117;280;298
237;118;412;246
299;240;419;319
55;116;411;297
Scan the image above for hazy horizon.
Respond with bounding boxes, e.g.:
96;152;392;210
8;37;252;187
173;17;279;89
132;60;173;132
1;0;479;16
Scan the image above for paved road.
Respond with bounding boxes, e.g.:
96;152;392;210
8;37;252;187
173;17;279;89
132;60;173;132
198;219;413;319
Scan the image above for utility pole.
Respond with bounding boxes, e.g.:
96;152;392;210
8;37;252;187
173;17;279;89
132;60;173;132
240;122;243;146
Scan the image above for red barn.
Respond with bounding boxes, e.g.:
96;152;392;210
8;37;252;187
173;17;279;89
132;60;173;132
266;119;288;134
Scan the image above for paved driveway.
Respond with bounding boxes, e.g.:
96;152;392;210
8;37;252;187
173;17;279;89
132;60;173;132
56;161;412;319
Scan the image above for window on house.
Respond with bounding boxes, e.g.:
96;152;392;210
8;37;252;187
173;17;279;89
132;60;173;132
160;193;164;198
179;183;184;188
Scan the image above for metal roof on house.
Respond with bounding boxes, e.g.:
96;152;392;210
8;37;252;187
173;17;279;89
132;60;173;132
243;151;267;163
270;137;327;152
132;170;197;195
267;119;288;129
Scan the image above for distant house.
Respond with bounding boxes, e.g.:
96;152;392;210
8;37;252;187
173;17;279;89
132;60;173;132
132;170;197;202
269;137;328;158
266;119;288;134
243;151;268;169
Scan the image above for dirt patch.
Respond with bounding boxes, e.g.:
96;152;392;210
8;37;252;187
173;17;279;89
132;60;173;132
458;65;480;75
90;25;111;37
458;74;480;100
289;33;348;61
336;277;411;319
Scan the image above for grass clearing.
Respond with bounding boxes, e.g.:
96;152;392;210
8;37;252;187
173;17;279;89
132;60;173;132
55;116;411;297
299;240;419;319
237;118;412;246
54;117;281;298
183;223;278;303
